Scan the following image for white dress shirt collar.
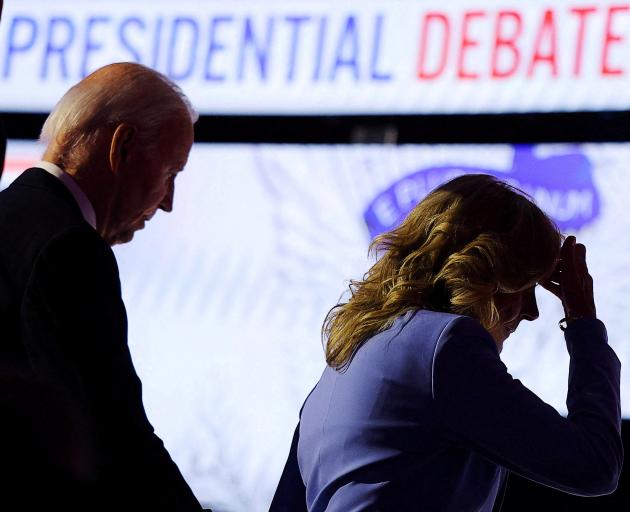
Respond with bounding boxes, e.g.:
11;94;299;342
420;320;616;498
36;161;97;230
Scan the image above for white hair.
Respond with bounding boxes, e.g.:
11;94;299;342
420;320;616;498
40;62;198;166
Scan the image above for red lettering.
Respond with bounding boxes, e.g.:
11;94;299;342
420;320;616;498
571;7;597;76
527;9;558;77
418;12;450;80
602;5;629;76
491;11;522;79
458;11;485;80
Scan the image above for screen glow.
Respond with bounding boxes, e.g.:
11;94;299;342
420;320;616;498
3;140;629;510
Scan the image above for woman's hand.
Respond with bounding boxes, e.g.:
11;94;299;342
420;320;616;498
540;236;597;320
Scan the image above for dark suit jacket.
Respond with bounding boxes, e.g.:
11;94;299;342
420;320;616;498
0;168;202;511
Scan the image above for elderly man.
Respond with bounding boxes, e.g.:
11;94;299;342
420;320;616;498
0;63;202;510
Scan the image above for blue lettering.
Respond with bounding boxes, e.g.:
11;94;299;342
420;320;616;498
119;17;145;63
330;15;359;81
81;16;110;78
313;16;327;82
204;16;232;81
238;17;274;81
167;17;199;80
285;16;309;82
4;16;38;78
42;17;75;80
151;17;164;68
370;14;392;81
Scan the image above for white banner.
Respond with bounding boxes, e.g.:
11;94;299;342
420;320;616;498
2;0;630;114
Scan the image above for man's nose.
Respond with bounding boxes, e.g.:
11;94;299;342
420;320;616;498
159;182;174;212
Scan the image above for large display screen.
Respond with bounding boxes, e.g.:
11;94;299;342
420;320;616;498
2;0;630;114
3;140;629;510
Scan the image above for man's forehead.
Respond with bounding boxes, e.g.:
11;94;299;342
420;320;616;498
169;141;193;170
158;117;194;139
157;117;193;146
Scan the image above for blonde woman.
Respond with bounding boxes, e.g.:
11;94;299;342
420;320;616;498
270;174;621;512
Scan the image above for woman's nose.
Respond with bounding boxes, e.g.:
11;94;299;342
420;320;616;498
521;288;539;321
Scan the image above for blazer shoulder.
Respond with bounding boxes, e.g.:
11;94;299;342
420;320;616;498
0;169;88;229
36;226;114;266
29;227;122;295
430;314;499;399
434;313;495;351
401;310;488;348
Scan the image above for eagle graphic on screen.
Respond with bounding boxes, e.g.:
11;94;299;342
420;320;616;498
364;146;600;239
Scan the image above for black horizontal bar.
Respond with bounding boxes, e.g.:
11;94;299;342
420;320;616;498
4;111;630;144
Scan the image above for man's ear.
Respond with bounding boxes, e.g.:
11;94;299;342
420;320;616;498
109;123;137;175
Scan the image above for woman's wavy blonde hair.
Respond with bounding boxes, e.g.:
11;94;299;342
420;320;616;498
324;173;562;371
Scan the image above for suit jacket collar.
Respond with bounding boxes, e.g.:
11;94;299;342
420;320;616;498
35;161;97;229
13;168;89;226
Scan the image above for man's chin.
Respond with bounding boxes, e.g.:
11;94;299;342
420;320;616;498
103;218;147;246
109;230;135;246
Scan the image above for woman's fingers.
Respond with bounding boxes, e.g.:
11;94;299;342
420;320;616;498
557;236;596;319
542;236;596;319
560;236;576;278
574;243;588;278
539;279;561;299
546;267;562;286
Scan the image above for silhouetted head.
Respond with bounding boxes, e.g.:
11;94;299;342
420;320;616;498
325;173;562;368
40;62;197;245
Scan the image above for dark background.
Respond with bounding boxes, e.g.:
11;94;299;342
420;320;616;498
2;111;627;511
